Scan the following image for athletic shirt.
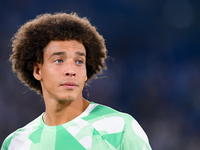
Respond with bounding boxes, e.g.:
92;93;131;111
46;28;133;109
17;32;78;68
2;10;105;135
1;102;152;150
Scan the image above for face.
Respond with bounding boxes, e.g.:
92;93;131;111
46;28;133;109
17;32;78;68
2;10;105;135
33;40;87;102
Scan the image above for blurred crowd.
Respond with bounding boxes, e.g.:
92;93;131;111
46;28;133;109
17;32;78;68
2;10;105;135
1;0;200;149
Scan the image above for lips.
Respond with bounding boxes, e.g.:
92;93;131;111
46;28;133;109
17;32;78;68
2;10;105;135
61;82;78;89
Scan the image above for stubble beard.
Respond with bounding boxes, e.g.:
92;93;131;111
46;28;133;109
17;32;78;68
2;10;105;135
57;95;75;104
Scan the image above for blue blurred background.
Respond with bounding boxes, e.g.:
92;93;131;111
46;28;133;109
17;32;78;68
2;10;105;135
1;0;200;149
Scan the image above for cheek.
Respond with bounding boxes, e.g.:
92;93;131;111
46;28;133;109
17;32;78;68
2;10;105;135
83;68;87;80
84;72;87;81
78;68;87;82
41;67;56;81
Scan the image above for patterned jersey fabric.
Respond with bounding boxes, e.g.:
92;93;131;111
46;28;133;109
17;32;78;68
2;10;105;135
1;102;152;150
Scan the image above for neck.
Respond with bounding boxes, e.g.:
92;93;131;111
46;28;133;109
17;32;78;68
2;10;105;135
43;97;90;126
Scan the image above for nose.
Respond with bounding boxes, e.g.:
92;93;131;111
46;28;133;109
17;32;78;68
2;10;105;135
66;72;76;77
65;61;76;77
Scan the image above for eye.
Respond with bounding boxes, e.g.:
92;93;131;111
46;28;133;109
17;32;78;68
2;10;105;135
55;59;63;63
76;60;83;65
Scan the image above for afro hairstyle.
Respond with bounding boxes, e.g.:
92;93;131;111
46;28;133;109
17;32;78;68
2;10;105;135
10;12;107;94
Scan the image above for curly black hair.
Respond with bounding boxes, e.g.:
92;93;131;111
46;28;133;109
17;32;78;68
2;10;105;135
10;12;107;94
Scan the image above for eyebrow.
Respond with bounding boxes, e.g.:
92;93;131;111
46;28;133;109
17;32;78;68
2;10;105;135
49;51;86;58
75;51;86;57
50;51;66;58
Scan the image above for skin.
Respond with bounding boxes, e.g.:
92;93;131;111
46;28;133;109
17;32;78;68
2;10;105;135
33;40;90;126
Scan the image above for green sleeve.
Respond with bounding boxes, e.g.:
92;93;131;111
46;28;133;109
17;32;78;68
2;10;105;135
120;114;152;150
1;136;12;150
1;131;17;150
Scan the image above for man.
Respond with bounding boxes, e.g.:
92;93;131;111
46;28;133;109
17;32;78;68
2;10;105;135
1;12;152;150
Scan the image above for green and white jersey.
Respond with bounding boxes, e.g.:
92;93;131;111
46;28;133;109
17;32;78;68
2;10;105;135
1;102;151;150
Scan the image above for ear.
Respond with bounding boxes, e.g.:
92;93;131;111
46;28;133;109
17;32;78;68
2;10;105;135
33;62;42;81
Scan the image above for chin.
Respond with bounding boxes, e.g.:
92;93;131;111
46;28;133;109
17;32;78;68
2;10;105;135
57;95;76;103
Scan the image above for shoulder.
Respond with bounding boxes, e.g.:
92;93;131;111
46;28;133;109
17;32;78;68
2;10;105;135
1;114;43;150
83;102;141;132
86;102;135;120
92;103;150;142
82;103;151;149
120;112;150;144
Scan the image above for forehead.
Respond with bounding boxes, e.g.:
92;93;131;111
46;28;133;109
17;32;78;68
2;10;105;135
44;40;86;55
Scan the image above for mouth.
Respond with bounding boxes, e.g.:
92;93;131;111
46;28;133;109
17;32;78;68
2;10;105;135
61;82;78;90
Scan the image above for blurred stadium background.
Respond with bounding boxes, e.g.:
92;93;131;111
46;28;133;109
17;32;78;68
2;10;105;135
1;0;200;149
